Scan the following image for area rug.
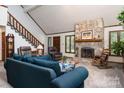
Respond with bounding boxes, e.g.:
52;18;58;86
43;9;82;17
77;58;124;88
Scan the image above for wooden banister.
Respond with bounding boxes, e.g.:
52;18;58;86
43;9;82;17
7;12;44;53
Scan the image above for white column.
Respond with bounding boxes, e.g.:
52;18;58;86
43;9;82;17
0;28;2;60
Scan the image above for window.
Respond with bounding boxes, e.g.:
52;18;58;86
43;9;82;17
109;31;124;55
65;35;75;53
48;37;52;47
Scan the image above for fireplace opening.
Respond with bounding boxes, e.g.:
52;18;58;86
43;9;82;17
81;47;94;58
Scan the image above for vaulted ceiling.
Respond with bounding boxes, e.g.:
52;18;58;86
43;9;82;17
22;5;124;35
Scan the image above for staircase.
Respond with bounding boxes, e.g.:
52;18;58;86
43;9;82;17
7;12;44;51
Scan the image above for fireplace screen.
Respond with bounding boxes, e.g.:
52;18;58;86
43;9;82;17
81;47;94;58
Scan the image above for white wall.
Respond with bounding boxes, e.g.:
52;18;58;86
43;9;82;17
0;28;2;60
47;32;75;57
0;6;7;26
104;26;124;49
6;26;37;53
7;5;47;53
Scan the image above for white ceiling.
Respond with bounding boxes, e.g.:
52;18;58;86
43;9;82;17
22;5;124;34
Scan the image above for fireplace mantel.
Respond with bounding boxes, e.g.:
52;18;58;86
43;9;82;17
75;39;102;43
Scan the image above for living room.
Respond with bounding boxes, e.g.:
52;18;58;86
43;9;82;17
0;4;124;89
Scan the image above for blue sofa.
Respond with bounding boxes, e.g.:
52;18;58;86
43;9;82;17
4;55;88;88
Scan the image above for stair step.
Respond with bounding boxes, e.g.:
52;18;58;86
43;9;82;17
28;41;31;44
25;38;28;41
7;23;10;26
31;43;33;46
15;30;19;33
11;25;14;28
22;36;25;39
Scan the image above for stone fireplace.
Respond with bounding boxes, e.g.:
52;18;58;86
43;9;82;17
75;18;104;58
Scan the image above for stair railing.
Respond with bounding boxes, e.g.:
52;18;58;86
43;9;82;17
7;12;44;53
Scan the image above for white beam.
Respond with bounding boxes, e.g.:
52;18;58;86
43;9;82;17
23;5;40;12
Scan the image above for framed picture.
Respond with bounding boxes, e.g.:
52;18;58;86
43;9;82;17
81;30;93;39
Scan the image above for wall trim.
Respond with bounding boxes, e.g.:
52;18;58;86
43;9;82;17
47;30;74;35
0;5;8;8
104;24;121;28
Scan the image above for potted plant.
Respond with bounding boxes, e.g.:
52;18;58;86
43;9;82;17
117;9;124;25
111;41;124;62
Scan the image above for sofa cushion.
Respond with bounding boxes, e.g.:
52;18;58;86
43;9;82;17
33;55;52;60
21;55;32;63
13;54;22;61
21;55;52;63
32;58;62;76
26;57;35;63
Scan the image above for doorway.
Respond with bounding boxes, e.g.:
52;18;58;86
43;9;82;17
2;32;6;61
0;27;6;61
53;36;60;52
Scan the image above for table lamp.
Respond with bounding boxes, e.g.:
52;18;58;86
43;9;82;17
37;45;43;56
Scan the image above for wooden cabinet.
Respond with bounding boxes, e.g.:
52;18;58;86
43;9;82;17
6;34;14;58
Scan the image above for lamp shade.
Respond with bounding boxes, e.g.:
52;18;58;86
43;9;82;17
37;45;43;49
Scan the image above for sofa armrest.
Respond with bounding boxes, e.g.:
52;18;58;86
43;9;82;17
51;67;88;88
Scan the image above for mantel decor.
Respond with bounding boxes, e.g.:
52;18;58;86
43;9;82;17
81;30;93;39
75;18;104;41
